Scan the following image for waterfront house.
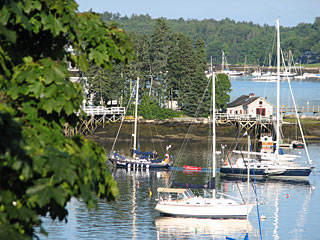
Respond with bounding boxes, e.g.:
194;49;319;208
227;93;273;119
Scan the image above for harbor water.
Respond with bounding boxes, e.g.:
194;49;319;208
41;77;320;239
230;76;320;110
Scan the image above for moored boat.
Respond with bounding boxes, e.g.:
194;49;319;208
108;77;171;170
155;66;254;219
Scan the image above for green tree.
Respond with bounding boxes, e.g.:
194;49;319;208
194;38;210;116
166;33;184;109
150;18;172;104
215;73;232;110
0;1;133;239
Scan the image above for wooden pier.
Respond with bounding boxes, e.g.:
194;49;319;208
216;105;320;141
64;106;125;137
216;113;275;137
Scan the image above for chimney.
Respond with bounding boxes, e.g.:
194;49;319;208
249;93;255;98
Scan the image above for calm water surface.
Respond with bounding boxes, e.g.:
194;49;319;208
230;76;320;107
41;141;320;240
41;78;320;239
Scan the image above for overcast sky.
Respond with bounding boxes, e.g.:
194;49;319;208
76;0;319;27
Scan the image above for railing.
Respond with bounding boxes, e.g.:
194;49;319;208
216;113;274;122
280;106;320;114
82;106;126;116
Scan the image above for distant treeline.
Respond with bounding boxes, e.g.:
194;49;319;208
100;12;320;65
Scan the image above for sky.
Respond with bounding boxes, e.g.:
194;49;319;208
76;0;320;27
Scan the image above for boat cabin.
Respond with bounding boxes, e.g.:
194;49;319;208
157;187;194;201
227;93;273;119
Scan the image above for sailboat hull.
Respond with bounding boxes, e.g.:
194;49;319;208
109;157;170;169
220;166;312;180
155;198;253;219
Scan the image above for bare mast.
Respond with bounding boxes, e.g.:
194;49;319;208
133;77;139;156
276;18;280;157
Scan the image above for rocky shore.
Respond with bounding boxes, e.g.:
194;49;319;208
88;116;320;143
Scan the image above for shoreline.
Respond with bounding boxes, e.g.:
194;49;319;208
88;116;320;143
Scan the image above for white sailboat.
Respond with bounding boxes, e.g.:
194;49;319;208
155;62;253;219
108;77;171;169
221;51;243;76
220;19;314;181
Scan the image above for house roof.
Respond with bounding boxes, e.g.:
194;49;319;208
227;95;259;108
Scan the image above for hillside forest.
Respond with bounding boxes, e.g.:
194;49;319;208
100;12;320;65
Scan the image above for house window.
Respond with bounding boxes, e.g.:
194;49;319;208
259;101;263;105
256;108;266;116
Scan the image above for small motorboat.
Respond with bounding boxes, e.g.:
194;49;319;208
292;141;304;149
183;165;202;170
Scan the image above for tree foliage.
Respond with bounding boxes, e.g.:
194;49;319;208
100;11;320;64
0;1;133;239
215;73;232;110
86;16;230;118
138;94;182;120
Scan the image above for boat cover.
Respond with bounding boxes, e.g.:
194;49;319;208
132;149;155;159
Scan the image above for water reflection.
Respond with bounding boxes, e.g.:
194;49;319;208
155;217;252;240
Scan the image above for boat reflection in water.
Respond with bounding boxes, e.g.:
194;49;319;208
155;217;253;239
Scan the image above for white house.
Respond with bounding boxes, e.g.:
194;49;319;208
164;100;179;111
227;93;273;118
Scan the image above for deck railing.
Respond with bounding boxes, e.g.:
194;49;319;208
280;105;320;114
216;113;275;122
82;106;125;116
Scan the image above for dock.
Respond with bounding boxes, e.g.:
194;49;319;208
281;105;320;116
64;106;126;136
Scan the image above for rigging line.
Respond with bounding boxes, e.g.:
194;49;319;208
151;121;165;156
147;123;156;152
223;151;245;202
262;27;277;67
251;167;263;240
224;126;251;202
287;79;312;165
167;77;211;185
169;81;210;172
111;79;137;153
281;49;312;164
172;77;211;158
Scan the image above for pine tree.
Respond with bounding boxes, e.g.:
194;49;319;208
150;18;172;105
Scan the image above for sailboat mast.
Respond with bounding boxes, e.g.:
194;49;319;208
276;18;280;157
211;57;216;180
133;77;139;152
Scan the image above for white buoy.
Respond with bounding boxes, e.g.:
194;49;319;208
260;215;266;220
